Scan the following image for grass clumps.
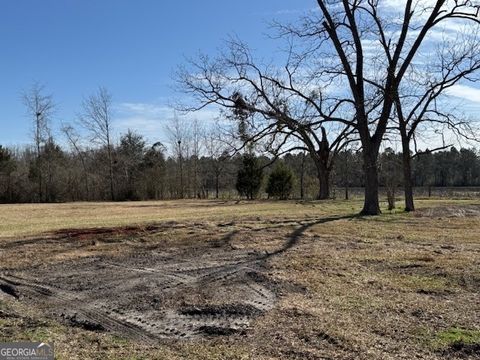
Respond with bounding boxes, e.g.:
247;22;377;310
435;327;480;347
432;327;480;357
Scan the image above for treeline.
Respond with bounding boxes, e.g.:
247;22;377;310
334;147;480;188
1;134;479;203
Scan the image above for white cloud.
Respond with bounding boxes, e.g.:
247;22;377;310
274;9;305;15
253;7;319;17
447;84;480;103
117;102;168;117
113;102;220;146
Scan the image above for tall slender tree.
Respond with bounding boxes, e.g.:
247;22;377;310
78;87;115;201
22;83;55;202
62;124;90;200
394;30;480;211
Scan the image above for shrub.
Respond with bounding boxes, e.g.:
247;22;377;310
266;163;294;200
236;154;263;199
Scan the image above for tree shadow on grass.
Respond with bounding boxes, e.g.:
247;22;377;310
264;213;361;259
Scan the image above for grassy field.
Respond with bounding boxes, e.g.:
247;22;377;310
1;198;478;239
0;199;479;359
0;200;352;239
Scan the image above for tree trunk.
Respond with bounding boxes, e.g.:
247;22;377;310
311;155;330;200
179;155;184;199
386;185;396;210
215;172;220;199
311;142;331;200
84;172;90;201
300;153;305;200
344;156;349;201
78;154;89;201
107;145;115;201
317;168;330;200
401;139;415;212
193;158;198;200
35;115;43;203
7;173;12;203
361;150;381;215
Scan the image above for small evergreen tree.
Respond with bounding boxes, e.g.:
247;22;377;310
236;154;263;199
266;163;294;200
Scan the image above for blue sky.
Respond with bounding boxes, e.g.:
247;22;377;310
1;0;479;149
0;0;313;146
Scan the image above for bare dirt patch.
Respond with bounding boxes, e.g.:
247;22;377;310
0;224;300;342
442;342;480;358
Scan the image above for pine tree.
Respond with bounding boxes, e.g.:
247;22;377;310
236;154;263;200
266;163;294;200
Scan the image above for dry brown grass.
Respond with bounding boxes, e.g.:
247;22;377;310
0;200;348;239
0;198;479;359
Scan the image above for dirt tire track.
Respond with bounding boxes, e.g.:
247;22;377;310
0;241;285;340
0;273;160;343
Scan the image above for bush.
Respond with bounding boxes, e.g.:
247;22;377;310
236;154;263;199
266;163;294;200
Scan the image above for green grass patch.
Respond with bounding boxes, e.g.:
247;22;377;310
435;327;480;348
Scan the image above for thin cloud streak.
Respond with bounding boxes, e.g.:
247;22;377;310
113;102;219;144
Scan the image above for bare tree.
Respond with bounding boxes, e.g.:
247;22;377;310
166;114;189;198
204;125;231;199
78;87;115;201
394;30;480;211
176;39;355;200
191;118;204;198
22;82;55;202
62;124;90;200
276;0;480;214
